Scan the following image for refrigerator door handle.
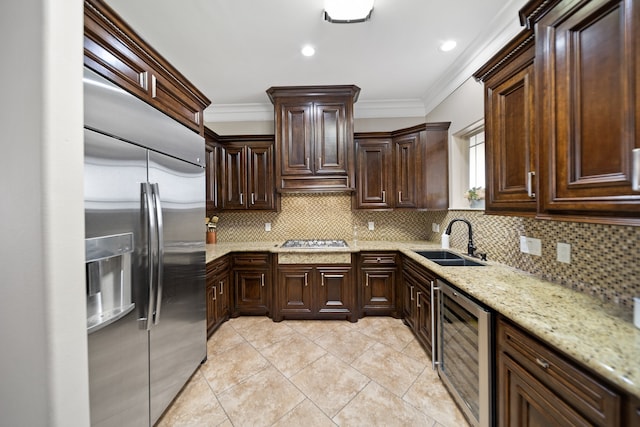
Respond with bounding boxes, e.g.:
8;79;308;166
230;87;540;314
152;183;164;325
142;183;157;331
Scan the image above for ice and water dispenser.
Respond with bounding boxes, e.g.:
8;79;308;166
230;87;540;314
85;233;135;333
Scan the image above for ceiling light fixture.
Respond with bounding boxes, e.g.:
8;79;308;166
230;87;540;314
324;0;374;23
439;40;457;52
301;45;316;57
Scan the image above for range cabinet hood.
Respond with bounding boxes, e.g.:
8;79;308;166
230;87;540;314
84;67;206;427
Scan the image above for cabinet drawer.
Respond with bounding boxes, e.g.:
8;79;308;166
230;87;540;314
360;252;397;265
207;256;230;275
498;319;621;426
233;253;270;267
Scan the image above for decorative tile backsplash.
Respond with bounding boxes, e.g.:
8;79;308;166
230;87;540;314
214;193;639;312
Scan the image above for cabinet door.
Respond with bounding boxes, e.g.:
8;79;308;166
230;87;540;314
216;271;230;323
486;58;536;214
355;139;393;209
234;269;269;315
149;72;202;133
402;271;417;330
394;133;419;208
205;141;222;213
247;143;275;210
415;283;433;354
222;145;247;209
314;102;348;175
537;0;640;219
280;102;314;176
206;281;217;333
423;126;450;210
277;266;314;319
315;266;354;319
362;268;397;314
499;353;593;427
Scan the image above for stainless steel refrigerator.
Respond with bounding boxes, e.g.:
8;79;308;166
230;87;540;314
83;67;206;426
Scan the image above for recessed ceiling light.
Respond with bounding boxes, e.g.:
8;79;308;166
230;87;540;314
439;40;457;52
301;45;315;57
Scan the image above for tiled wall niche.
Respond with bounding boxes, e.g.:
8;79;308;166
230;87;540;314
214;193;639;313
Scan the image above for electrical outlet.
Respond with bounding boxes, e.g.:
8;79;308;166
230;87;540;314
432;223;440;233
264;222;271;232
527;237;542;256
368;221;375;231
520;236;529;253
557;242;571;263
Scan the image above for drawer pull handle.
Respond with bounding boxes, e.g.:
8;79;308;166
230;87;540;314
416;291;421;308
365;273;369;287
410;285;414;301
219;281;224;294
321;272;325;286
212;286;217;301
304;272;308;287
536;357;550;369
261;273;265;287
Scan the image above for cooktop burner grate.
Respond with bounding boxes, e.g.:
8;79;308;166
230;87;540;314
281;239;349;248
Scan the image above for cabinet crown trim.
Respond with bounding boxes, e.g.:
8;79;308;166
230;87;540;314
266;85;361;103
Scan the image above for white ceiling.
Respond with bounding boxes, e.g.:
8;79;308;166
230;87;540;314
104;0;526;122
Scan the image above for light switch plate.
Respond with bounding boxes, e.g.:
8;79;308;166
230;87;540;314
368;221;375;231
527;237;542;256
557;242;571;263
265;222;271;232
432;223;440;233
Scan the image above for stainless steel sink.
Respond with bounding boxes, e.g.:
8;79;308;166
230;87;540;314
413;250;485;267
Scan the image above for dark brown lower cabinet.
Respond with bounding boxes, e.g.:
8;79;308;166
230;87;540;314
359;252;399;317
206;256;230;337
497;317;622;426
231;253;271;316
275;264;355;322
401;257;436;355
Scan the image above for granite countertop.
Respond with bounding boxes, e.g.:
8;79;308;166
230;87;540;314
206;240;640;398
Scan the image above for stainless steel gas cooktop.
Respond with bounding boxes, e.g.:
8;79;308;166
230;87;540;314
281;239;349;248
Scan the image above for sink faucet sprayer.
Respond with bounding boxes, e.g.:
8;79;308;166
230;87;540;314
442;218;486;261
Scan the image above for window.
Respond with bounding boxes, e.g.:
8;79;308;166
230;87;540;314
450;122;485;209
468;131;485;190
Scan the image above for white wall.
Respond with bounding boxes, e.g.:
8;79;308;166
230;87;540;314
0;1;89;425
425;77;485;209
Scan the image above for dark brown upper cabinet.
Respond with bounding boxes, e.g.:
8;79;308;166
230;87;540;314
353;123;450;210
520;0;640;225
218;135;278;211
474;29;537;216
84;0;210;135
267;86;360;193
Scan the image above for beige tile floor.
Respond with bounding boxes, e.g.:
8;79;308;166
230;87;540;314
157;316;470;427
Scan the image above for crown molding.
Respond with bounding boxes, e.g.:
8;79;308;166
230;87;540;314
421;0;524;115
204;98;426;122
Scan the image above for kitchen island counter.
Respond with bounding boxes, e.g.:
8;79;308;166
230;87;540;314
206;240;640;398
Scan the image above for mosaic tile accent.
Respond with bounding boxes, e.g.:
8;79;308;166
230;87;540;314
213;194;639;311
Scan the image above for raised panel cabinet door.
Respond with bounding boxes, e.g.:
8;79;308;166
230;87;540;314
355;139;393;209
234;270;269;315
314;102;348;175
315;266;353;318
362;269;396;313
280;102;314;176
499;353;593;427
415;283;433;352
277;266;314;319
247;143;275;210
206;282;217;333
537;0;640;219
402;271;417;330
394;133;419;208
205;141;222;213
215;271;230;323
423;125;450;210
486;54;536;214
222;145;247;209
149;73;203;133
